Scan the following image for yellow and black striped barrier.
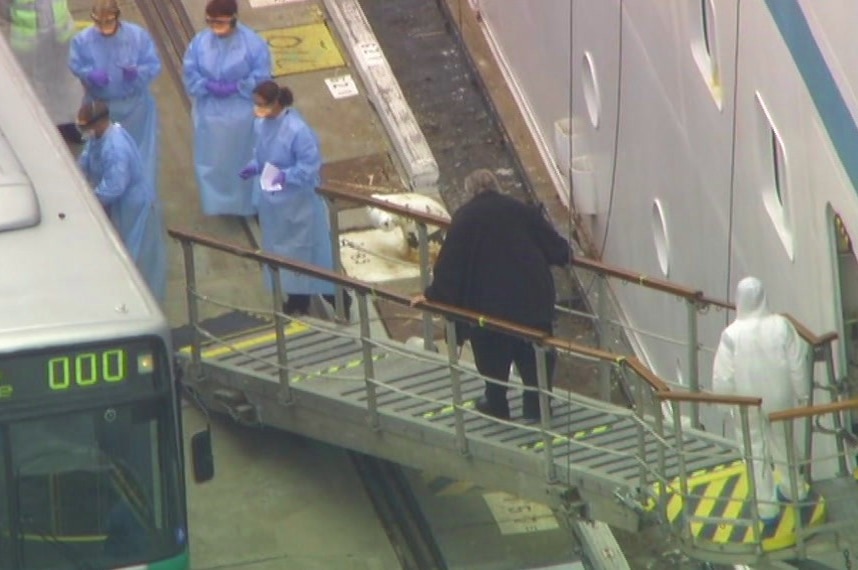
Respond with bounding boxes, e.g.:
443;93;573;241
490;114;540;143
651;461;826;551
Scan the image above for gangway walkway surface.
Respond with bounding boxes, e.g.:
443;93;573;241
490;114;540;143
179;316;739;508
168;227;753;570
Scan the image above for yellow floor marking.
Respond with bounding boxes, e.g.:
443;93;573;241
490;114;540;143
178;321;309;358
260;23;345;77
688;475;730;537
666;490;683;522
711;472;747;543
422;399;475;419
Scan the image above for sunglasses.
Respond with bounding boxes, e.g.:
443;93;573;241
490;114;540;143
205;17;235;27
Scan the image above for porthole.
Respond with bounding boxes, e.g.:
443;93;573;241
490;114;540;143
651;199;670;276
582;51;601;129
755;92;794;260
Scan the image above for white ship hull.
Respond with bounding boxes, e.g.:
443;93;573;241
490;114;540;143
474;0;858;476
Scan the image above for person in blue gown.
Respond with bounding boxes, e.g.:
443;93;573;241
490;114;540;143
183;0;271;216
77;100;167;305
240;80;349;318
68;0;161;187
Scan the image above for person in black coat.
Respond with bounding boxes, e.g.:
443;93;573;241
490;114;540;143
412;169;573;421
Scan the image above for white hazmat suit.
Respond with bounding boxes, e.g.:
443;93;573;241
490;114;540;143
712;276;810;520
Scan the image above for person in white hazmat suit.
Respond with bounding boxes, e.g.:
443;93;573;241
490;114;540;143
712;276;810;522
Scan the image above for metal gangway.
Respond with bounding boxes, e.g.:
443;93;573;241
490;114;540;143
170;185;858;569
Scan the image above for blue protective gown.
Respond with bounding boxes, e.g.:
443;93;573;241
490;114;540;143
248;108;334;296
78;123;167;304
182;23;271;216
69;22;161;189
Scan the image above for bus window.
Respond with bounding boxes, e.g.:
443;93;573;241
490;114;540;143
8;400;183;570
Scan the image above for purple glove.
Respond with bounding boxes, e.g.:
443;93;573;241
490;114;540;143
87;68;110;88
205;80;238;98
239;163;259;180
121;65;138;82
272;171;286;187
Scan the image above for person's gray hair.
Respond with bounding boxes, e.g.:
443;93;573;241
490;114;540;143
463;169;501;198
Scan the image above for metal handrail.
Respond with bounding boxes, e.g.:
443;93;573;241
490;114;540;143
169;227;678;491
314;183;839;431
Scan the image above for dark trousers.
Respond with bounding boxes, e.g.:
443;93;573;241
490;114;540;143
469;326;555;419
283;293;352;318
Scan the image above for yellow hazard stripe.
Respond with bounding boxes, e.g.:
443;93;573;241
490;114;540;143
178;321;309;358
656;460;828;551
710;471;747;543
422;399;476;419
688;475;730;537
291;353;387;383
519;423;611;451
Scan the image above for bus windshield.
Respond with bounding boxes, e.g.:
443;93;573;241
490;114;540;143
0;397;186;569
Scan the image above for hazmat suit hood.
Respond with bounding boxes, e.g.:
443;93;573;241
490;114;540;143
735;276;770;320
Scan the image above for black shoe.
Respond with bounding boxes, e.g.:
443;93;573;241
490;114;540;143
475;396;510;420
281;302;308;317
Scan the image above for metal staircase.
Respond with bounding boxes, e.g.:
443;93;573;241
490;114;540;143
169;188;858;569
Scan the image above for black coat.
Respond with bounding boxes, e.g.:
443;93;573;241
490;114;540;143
424;191;571;332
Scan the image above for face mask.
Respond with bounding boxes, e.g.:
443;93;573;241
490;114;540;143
207;17;235;36
253;104;275;119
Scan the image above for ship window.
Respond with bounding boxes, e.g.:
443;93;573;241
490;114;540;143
582;51;601;129
651;199;670;276
689;0;722;108
755;92;794;260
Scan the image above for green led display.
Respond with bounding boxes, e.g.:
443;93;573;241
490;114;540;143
0;339;160;403
47;349;127;390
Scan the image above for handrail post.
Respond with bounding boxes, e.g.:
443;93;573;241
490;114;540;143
535;344;556;483
686;299;701;428
739;407;762;548
180;240;202;381
630;364;648;495
270;266;292;404
804;344;817;483
654;400;668;520
358;292;379;429
595;275;611;401
416;223;435;350
824;344;850;477
784;420;806;558
445;320;469;455
326;196;347;321
671;402;691;542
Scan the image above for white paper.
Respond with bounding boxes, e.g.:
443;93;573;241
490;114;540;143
357;42;384;68
325;75;359;99
260;162;283;192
